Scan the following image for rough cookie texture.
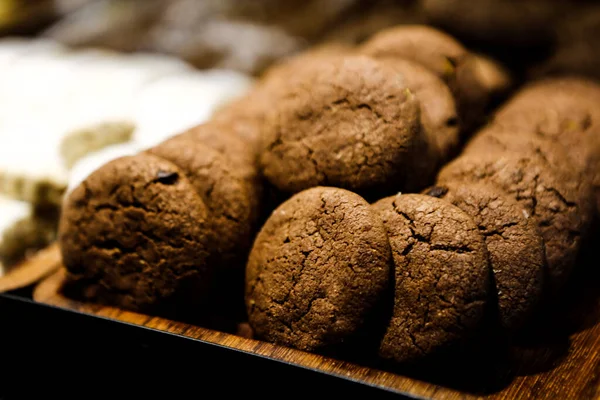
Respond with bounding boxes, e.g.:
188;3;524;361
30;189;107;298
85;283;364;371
373;193;490;364
246;186;391;352
147;133;256;272
463;126;594;201
387;58;460;164
260;54;423;196
59;154;212;314
437;153;589;294
424;182;546;332
360;25;488;130
492;77;600;215
177;121;259;169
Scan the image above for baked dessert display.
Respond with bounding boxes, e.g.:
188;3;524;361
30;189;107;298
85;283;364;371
55;21;600;372
373;193;490;364
246;187;391;352
424;182;546;332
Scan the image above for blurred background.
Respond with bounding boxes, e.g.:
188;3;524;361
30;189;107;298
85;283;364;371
1;0;599;275
1;0;598;78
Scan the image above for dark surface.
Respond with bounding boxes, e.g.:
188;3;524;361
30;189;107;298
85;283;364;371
0;294;409;399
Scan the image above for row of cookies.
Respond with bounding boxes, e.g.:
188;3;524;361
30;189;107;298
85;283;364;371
56;24;509;312
246;186;494;365
58;120;263;316
0;37;252;275
244;77;600;365
216;25;512;199
438;76;600;295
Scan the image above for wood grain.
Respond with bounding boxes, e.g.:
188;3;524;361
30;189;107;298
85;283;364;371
0;243;61;293
32;244;600;400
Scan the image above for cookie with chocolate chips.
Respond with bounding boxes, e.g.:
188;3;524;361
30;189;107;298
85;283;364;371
373;193;490;364
424;182;546;332
246;186;391;352
59;154;212;314
259;54;423;197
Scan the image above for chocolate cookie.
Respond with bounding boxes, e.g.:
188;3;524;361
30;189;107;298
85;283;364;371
147;133;256;271
246;186;391;352
424;182;546;332
463;125;593;194
493;78;600;140
360;25;488;130
259;54;423;196
437;153;590;294
372;193;490;364
387;58;460;164
210;89;272;147
173;122;262;199
471;53;513;102
492;77;600;215
59;154;212;314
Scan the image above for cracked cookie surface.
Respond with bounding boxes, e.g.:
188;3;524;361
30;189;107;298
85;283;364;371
147;133;256;272
492;77;600;216
437;153;590;294
246;186;391;352
259;54;422;196
59;154;212;314
373;193;490;364
424;182;546;332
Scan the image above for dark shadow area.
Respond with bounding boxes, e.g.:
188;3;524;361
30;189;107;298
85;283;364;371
6;223;599;397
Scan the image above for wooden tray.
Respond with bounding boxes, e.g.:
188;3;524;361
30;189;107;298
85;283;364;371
30;245;600;400
0;243;61;293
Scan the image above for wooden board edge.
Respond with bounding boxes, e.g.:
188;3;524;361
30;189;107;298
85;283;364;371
0;243;61;293
33;268;468;400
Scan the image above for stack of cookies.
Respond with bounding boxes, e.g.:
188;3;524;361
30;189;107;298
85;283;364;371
58;24;599;369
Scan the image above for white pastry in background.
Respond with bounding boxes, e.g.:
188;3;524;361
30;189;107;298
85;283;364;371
132;69;253;149
56;50;193;130
0;196;30;275
0;196;56;275
0;37;66;69
0;45;190;206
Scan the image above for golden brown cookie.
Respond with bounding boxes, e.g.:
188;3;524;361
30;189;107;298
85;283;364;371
59;154;213;314
424;182;546;332
373;193;490;364
246;186;392;352
259;54;423;196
